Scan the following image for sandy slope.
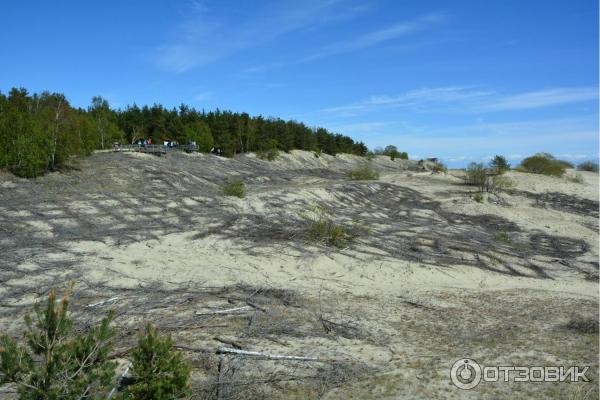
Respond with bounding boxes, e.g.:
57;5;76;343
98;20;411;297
0;150;597;399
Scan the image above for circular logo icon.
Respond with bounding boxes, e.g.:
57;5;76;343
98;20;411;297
450;358;482;390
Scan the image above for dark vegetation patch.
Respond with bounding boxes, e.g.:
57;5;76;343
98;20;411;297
515;190;599;218
564;315;599;334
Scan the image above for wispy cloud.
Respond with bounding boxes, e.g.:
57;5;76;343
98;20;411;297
194;91;213;102
155;0;368;72
302;13;446;62
480;87;599;111
322;86;598;115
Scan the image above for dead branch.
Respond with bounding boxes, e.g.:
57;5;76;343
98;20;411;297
216;347;325;362
213;336;245;349
195;306;252;316
87;297;119;308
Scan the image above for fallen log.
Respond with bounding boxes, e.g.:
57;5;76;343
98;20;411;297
87;297;119;308
195;306;252;316
213;336;245;349
216;347;323;362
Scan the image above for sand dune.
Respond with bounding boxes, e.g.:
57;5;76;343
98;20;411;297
0;150;597;399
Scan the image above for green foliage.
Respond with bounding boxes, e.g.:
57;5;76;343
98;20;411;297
464;162;488;191
313;148;322;158
223;179;246;198
472;192;484;203
375;145;407;161
0;87;369;178
431;161;447;174
464;162;514;193
305;206;352;248
256;139;280;161
489;155;510;174
565;173;585;184
494;231;511;243
577;160;599;173
0;286;116;399
365;151;375;161
0;89;99;177
347;164;379;180
121;324;190;399
491;175;515;192
183;121;213;152
519;154;567;176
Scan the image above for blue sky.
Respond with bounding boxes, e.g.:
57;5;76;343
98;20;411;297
1;0;598;166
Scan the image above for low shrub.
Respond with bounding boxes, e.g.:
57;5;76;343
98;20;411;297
491;175;515;192
256;147;279;161
399;151;409;160
0;286;116;399
431;161;447;174
494;231;511;243
464;162;488;191
565;173;585;184
519;154;567;176
577;160;599;173
305;206;353;248
313;149;322;158
565;315;599;334
464;163;514;193
472;192;484;203
348;164;379;180
256;139;280;161
122;324;191;399
223;179;246;198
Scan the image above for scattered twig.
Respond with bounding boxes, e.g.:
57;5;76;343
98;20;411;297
213;336;245;350
195;306;252;316
87;297;119;309
216;347;324;362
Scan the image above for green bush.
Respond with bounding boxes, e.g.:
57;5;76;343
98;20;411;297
489;155;510;174
464;162;488;191
431;161;447;174
472;192;484;203
519;154;567;176
348;164;379;180
256;139;280;161
399;151;409;160
577;161;599;173
565;173;584;184
494;231;511;243
122;324;191;399
305;206;352;248
0;286;116;399
223;179;246;198
464;162;514;193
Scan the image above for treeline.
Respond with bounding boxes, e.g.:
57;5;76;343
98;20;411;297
0;88;368;177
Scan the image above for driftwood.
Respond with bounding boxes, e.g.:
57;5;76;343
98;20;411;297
195;306;252;316
87;297;119;308
213;336;245;349
173;344;212;353
216;347;323;362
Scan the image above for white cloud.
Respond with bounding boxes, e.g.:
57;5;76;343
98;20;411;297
302;13;446;62
155;0;369;72
322;86;599;116
480;87;599;111
194;91;213;101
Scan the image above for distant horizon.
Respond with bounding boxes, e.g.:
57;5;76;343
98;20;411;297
1;0;598;168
